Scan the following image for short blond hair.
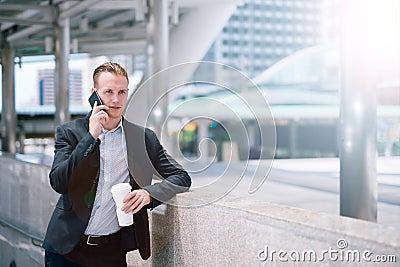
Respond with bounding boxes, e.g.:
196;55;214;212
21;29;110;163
93;62;129;87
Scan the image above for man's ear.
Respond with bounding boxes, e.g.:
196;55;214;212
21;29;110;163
91;88;95;93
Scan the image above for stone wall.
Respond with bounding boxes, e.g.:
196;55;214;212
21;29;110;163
129;193;399;266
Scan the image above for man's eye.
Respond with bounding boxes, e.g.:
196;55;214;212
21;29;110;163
105;90;113;94
119;90;127;95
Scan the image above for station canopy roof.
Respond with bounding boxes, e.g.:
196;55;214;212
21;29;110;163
0;0;192;57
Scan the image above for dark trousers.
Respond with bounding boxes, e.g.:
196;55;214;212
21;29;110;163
45;251;83;267
45;232;128;267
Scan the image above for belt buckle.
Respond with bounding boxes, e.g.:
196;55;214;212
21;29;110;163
86;235;100;246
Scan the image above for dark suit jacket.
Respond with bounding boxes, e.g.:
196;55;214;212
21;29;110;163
42;113;191;260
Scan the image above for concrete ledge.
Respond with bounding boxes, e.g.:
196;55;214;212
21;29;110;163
129;191;399;266
0;154;58;266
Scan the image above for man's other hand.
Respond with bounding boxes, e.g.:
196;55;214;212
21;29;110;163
121;189;151;214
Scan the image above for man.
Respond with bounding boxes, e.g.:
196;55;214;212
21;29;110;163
43;62;191;267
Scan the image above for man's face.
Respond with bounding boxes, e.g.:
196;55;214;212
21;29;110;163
93;72;129;120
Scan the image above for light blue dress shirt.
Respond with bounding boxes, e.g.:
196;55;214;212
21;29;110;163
84;121;131;235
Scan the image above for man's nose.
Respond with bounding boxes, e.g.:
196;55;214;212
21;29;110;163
111;94;119;102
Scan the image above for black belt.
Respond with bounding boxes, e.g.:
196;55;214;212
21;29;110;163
83;231;121;246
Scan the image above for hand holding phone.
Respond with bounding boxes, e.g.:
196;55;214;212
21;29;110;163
88;91;108;139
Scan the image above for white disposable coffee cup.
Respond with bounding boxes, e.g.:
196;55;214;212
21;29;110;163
111;183;134;226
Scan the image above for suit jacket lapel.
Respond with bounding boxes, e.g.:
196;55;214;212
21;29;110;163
122;119;153;188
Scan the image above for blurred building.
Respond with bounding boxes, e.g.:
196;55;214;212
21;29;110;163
171;45;400;159
38;69;82;105
194;0;325;81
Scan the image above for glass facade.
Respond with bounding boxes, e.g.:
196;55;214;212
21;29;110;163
195;0;325;80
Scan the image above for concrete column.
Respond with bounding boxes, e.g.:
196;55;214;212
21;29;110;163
54;16;70;126
339;0;377;222
146;2;155;122
289;119;297;158
1;45;17;153
146;3;172;266
146;0;169;142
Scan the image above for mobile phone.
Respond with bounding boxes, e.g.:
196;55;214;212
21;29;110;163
88;91;103;109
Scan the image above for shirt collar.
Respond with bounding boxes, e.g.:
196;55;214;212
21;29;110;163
102;119;123;134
